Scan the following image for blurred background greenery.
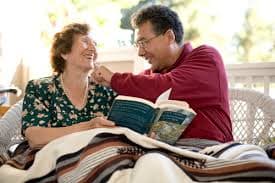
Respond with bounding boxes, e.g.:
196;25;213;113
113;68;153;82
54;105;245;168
0;0;274;67
38;0;275;63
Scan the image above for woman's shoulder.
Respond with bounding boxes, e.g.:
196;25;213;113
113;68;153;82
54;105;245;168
26;75;57;94
28;75;56;87
91;83;117;98
92;83;112;92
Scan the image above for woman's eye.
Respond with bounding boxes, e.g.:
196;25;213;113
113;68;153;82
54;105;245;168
83;39;89;44
92;41;97;46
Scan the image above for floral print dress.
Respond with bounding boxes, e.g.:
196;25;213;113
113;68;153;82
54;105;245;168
22;75;117;132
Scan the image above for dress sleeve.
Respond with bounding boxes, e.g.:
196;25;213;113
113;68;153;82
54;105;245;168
93;85;118;117
22;80;53;132
102;86;117;116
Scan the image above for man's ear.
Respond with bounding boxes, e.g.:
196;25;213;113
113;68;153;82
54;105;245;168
165;29;176;43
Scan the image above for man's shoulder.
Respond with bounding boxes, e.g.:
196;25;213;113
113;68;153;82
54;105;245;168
141;69;152;75
192;44;220;54
184;44;222;62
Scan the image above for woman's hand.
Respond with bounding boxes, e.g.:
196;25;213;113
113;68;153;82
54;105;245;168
74;117;115;131
88;116;115;129
148;132;156;139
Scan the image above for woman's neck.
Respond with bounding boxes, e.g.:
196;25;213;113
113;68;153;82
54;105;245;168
60;70;89;109
61;70;89;89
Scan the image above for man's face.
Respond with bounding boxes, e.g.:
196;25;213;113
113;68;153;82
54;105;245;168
135;21;170;72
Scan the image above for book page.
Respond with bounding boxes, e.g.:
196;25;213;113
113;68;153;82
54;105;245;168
155;88;190;109
115;95;157;108
157;100;190;109
155;88;172;103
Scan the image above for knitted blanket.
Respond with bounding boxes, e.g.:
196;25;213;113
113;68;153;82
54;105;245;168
0;127;274;183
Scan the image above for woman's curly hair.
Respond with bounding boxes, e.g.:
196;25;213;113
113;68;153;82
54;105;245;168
50;23;90;74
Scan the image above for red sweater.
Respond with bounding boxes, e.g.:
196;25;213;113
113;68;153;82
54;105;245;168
111;43;233;142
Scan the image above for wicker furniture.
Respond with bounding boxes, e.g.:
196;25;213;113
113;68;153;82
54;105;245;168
229;88;275;146
0;100;23;154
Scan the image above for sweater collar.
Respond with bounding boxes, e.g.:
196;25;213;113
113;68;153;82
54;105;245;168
145;42;193;74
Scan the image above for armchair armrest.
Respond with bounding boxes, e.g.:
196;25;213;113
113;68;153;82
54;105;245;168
0;87;20;95
0;86;22;105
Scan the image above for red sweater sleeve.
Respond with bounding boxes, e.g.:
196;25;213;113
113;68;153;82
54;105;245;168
111;72;172;102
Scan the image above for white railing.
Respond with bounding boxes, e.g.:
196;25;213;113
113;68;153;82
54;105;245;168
226;62;275;97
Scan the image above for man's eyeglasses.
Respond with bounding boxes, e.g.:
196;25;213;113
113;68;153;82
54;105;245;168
134;34;162;48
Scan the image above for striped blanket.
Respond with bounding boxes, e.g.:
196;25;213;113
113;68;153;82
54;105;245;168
0;127;275;183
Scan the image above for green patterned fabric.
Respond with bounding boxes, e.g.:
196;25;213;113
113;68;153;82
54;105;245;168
22;75;117;131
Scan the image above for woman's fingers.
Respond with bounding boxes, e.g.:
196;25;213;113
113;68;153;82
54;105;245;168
91;117;115;128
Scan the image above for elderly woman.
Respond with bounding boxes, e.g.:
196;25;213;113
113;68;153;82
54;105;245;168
22;23;117;149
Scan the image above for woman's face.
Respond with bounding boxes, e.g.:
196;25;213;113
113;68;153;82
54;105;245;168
63;33;97;72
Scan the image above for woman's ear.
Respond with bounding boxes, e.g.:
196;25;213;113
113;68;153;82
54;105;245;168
61;53;68;60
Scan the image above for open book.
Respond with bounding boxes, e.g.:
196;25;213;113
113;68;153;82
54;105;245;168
107;89;196;144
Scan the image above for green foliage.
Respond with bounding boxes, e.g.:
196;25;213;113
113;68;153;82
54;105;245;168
233;2;275;62
120;0;155;30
